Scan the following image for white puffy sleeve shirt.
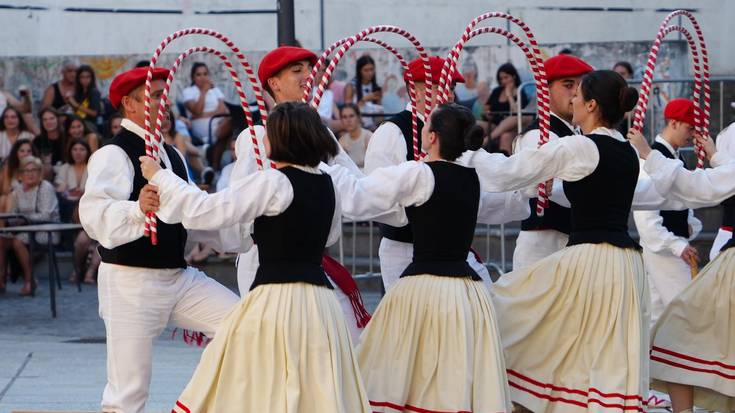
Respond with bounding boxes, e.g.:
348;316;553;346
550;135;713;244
321;161;530;226
151;166;344;249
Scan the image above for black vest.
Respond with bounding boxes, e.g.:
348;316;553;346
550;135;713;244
563;134;640;249
250;167;335;290
520;115;574;234
401;162;481;280
651;141;690;238
721;196;735;228
98;128;189;269
377;110;425;243
722;206;735;253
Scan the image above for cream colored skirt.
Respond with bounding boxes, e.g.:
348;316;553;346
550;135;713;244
650;248;735;413
172;282;370;413
357;274;512;413
491;243;649;413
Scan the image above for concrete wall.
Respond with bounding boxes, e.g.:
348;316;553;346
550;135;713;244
1;0;732;74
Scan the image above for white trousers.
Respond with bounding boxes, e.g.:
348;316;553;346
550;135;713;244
377;237;493;293
512;229;569;271
236;246;364;344
710;227;733;261
642;248;692;328
98;263;238;413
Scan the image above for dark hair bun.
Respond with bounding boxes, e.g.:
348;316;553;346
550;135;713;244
620;86;639;112
463;124;484;151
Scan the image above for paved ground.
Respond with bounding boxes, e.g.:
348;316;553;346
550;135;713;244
0;257;711;413
0;257;380;413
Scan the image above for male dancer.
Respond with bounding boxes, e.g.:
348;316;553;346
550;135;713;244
511;54;593;270
80;67;238;413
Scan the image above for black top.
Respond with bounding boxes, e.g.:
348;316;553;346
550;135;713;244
563;133;641;249
401;162;481;280
377;110;425;243
51;82;67;110
651;141;690;238
250;167;335;290
33;134;65;165
98;128;189;269
520;115;575;235
486;86;529;125
721;196;735;228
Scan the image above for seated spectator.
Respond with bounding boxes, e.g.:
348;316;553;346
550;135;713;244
0;107;35;161
182;62;227;143
337;104;372;168
54;139;89;221
0;156;60;296
102;112;123;145
0;139;37;212
344;55;383;129
64;114;100;152
161;112;204;177
67;65;102;122
41;60;77;113
34;108;67;180
484;62;532;155
613;61;634;80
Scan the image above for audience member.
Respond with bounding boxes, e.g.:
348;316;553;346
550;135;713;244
337;103;372;168
68;65;102;121
33;108;67;179
182;62;227;143
40;61;77;113
54;139;89;221
161;112;205;177
0;156;60;296
484;63;531;154
0;107;35;161
344;55;383;128
0;139;37;211
64;114;100;152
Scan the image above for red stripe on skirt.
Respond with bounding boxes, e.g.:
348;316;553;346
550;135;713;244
369;400;477;413
652;346;735;370
509;381;645;412
651;355;735;380
508;369;644;401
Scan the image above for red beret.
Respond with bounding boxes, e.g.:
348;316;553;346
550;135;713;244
109;67;170;109
403;56;465;84
258;46;318;87
664;98;696;125
544;55;593;82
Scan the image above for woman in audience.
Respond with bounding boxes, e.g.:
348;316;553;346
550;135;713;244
67;65;102;121
161;112;204;177
55;139;89;220
344;55;383;129
0;156;60;296
64;114;100;152
337;103;372;168
33;108;67;180
0;139;37;212
484;63;531;155
0;107;35;161
182;62;228;143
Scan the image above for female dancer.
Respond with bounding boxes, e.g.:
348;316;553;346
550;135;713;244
630;127;735;413
142;102;370;413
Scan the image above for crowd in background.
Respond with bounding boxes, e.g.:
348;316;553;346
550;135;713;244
0;53;638;293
